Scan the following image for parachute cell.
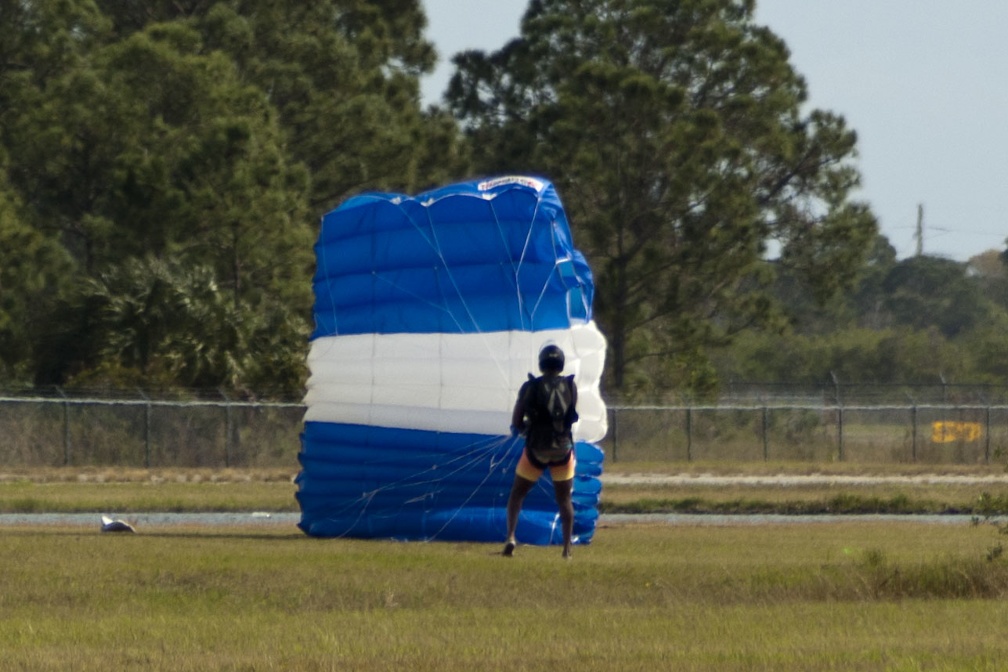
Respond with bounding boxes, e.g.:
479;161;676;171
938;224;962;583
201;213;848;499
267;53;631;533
296;176;607;544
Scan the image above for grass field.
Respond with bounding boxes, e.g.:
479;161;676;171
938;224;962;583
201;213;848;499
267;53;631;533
2;521;1008;671
4;464;1008;670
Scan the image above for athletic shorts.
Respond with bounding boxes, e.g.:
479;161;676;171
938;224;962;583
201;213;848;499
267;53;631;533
516;447;576;482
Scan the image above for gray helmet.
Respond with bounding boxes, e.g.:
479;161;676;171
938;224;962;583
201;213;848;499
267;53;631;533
538;344;565;372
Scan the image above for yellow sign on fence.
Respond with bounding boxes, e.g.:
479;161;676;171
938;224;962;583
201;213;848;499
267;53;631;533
931;421;982;443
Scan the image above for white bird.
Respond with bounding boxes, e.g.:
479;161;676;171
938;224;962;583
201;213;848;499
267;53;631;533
100;515;136;533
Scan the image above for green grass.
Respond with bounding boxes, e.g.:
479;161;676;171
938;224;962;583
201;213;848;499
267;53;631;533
4;466;1008;668
2;522;1008;670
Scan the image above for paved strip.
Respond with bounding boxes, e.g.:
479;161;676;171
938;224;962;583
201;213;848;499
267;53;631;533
0;512;301;528
601;513;979;526
601;473;1008;486
0;511;994;530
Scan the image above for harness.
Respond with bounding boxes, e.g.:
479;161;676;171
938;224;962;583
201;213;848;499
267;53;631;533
521;373;578;466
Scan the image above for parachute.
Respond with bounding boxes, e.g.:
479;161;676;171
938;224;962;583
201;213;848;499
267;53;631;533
296;175;607;544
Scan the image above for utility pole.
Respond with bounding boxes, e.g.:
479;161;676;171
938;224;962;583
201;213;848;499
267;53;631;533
915;203;924;256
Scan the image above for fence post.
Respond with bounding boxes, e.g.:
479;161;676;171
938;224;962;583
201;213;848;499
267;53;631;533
831;372;843;461
609;407;618;463
911;405;918;462
985;405;991;464
836;405;844;462
55;387;71;466
221;389;233;468
686;406;693;462
138;388;151;468
762;406;769;462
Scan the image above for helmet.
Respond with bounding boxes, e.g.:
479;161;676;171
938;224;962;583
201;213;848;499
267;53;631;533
538;344;565;373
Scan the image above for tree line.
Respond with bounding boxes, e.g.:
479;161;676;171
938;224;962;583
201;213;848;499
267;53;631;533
0;0;1002;400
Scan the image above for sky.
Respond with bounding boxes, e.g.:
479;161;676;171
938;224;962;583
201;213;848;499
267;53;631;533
420;1;1008;263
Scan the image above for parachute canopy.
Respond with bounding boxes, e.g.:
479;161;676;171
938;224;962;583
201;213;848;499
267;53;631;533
296;176;607;543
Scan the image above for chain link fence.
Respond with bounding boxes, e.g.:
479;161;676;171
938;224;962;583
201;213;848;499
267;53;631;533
718;380;1008;406
0;393;304;468
2;390;1007;467
603;404;1008;464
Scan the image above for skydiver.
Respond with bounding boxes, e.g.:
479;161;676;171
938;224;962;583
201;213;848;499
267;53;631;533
503;343;579;559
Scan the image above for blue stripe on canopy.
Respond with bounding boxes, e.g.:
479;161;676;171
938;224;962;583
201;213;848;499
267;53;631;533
297;422;603;544
311;177;595;337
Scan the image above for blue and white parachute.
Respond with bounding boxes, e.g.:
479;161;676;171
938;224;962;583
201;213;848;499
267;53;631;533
296;175;607;544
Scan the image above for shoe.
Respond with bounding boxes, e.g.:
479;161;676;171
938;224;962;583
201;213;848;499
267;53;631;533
502;540;516;557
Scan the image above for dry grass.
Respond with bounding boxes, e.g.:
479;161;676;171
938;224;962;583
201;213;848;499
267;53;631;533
0;468;298;513
603;459;1008;477
601;480;1008;514
600;460;1008;514
5;464;1008;515
0;467;296;484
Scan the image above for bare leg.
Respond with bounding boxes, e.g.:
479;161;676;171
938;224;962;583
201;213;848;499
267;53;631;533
504;475;535;556
552;478;574;558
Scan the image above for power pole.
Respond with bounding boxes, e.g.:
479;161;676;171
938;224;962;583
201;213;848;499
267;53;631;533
915;203;924;256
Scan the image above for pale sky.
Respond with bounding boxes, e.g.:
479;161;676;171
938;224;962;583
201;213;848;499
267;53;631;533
421;1;1008;262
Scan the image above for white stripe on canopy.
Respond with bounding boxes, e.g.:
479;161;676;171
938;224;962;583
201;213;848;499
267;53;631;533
304;322;607;441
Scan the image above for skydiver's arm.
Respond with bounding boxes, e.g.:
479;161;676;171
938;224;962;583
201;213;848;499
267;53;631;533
511;378;534;435
568;376;580;425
